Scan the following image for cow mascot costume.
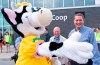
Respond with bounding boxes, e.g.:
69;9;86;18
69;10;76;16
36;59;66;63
1;2;93;65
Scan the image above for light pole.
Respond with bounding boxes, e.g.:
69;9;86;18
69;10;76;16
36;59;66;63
1;0;4;36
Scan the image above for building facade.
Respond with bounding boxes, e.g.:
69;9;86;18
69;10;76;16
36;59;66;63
0;0;99;35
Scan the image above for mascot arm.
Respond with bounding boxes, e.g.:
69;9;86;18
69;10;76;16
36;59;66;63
37;32;93;64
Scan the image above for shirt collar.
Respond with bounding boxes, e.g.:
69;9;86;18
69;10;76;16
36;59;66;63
75;25;84;32
54;35;60;40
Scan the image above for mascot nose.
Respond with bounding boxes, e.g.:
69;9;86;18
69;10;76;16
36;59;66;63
38;8;53;26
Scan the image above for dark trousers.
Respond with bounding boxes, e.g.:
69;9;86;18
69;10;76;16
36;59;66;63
11;53;18;63
70;59;93;65
97;43;100;51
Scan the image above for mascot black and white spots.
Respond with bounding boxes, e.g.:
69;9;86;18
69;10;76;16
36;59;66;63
1;2;93;65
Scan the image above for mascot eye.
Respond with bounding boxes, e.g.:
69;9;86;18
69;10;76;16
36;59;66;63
35;27;40;30
25;16;28;18
41;10;43;14
31;8;41;12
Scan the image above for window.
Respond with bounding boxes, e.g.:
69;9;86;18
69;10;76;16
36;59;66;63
44;0;53;8
3;19;9;27
85;0;95;5
25;0;33;6
54;0;63;8
20;0;25;2
95;0;100;5
2;0;8;8
75;0;84;6
64;0;73;7
16;0;25;3
0;0;2;10
34;0;43;7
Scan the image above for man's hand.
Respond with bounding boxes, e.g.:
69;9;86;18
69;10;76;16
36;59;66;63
62;40;93;64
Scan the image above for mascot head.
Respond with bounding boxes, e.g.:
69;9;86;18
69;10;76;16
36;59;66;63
1;5;52;37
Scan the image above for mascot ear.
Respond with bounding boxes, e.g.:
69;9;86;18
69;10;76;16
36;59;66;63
1;8;17;26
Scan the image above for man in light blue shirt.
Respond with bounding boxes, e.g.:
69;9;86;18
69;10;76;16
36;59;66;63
68;13;100;65
11;36;22;63
15;36;22;50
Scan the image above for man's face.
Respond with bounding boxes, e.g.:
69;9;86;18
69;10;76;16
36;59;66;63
6;33;8;35
74;16;84;29
53;28;60;38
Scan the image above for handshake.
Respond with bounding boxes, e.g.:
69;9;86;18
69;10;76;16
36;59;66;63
37;32;93;64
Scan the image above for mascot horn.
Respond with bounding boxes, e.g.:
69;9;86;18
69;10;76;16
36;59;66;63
1;2;93;65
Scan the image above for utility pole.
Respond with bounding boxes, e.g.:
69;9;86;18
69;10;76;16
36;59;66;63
1;0;4;36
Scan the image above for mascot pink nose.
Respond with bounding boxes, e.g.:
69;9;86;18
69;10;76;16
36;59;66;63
38;8;53;26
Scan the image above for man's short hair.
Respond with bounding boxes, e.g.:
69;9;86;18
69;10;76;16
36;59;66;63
45;28;48;31
74;12;85;19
